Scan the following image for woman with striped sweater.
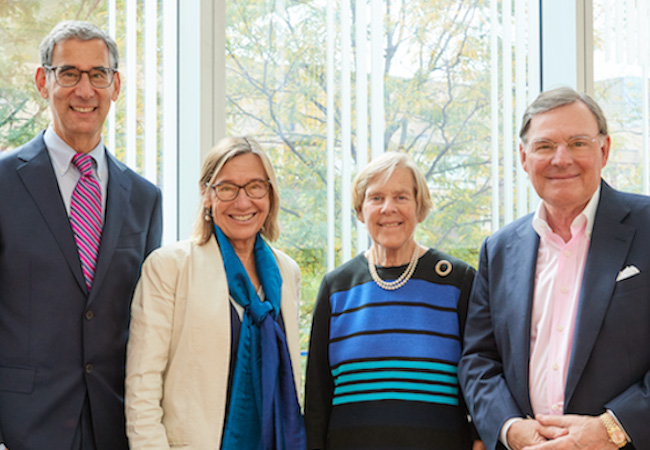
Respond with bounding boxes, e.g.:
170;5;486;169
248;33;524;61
304;152;484;450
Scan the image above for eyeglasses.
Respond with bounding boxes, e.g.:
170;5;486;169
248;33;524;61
209;179;271;202
44;65;118;88
527;134;602;157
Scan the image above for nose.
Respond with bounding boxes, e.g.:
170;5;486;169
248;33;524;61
231;188;252;206
550;142;572;166
380;197;397;213
74;73;95;99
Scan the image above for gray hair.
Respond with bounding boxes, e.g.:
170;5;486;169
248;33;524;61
519;87;608;143
40;20;119;69
352;152;432;223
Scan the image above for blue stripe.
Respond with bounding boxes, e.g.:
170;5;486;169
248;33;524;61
332;360;457;377
334;381;458;396
332;392;459;406
335;370;458;385
330;279;461;314
330;305;459;341
329;333;461;367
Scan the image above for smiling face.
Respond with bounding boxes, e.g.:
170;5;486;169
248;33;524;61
203;152;271;251
359;166;420;263
520;100;610;219
35;38;120;153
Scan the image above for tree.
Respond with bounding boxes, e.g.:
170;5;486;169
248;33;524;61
225;0;494;346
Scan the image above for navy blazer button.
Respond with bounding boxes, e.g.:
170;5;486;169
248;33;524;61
85;310;94;320
85;364;94;374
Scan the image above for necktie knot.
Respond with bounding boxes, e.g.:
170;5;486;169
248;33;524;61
72;153;94;177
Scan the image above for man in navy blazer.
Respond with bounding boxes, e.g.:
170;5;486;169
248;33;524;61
459;87;650;450
0;21;161;449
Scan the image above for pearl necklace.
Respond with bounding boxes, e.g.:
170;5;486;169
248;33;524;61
367;244;420;291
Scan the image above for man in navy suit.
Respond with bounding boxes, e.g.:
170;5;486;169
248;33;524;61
459;87;650;450
0;21;162;449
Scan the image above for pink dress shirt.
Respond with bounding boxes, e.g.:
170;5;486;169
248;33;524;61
528;187;600;415
499;187;600;448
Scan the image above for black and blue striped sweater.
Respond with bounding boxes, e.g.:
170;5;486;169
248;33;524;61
305;249;476;450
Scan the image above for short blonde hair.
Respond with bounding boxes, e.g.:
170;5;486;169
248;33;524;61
192;136;281;244
352;152;432;222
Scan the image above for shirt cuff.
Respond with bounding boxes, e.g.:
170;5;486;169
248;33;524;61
0;443;6;450
500;417;524;450
498;417;524;450
606;409;631;444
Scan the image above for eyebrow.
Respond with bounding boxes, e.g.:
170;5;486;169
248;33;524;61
366;188;412;196
54;65;112;70
214;177;267;185
531;133;595;142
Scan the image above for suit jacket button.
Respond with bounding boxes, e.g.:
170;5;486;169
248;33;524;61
85;310;94;320
85;364;94;374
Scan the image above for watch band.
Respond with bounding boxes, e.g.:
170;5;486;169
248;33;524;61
599;412;627;448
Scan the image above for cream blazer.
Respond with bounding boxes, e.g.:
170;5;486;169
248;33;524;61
125;236;302;449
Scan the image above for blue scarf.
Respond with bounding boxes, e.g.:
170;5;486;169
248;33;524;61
216;226;306;450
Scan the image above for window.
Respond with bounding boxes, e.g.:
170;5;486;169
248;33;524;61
593;0;650;194
225;0;540;345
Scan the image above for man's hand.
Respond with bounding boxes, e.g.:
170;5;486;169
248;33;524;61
507;418;567;450
521;414;617;450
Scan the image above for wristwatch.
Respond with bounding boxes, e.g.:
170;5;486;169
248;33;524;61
600;412;627;448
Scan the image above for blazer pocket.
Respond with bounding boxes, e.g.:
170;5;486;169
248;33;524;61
612;272;648;298
116;231;145;249
0;365;36;394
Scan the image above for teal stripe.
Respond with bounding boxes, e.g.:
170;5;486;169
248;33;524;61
332;360;457;377
335;371;458;386
334;381;458;396
332;391;459;406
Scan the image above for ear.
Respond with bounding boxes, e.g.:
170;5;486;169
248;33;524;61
35;67;49;100
110;71;121;102
599;134;611;168
200;183;211;208
519;142;529;174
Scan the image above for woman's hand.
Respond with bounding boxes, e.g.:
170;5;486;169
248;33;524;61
473;440;486;450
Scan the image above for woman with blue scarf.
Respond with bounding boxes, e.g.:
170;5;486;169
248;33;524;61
125;137;306;449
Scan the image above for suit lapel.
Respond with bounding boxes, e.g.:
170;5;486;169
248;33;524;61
505;217;539;416
16;135;87;293
565;182;634;406
89;152;132;302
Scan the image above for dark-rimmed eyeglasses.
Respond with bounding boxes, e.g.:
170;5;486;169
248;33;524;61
209;179;271;202
44;65;118;88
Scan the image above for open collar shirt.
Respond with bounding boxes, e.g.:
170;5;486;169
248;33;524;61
528;185;600;416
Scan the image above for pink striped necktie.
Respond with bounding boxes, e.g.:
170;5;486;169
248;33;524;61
70;153;103;291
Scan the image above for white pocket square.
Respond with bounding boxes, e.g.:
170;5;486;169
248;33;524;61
616;265;641;282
